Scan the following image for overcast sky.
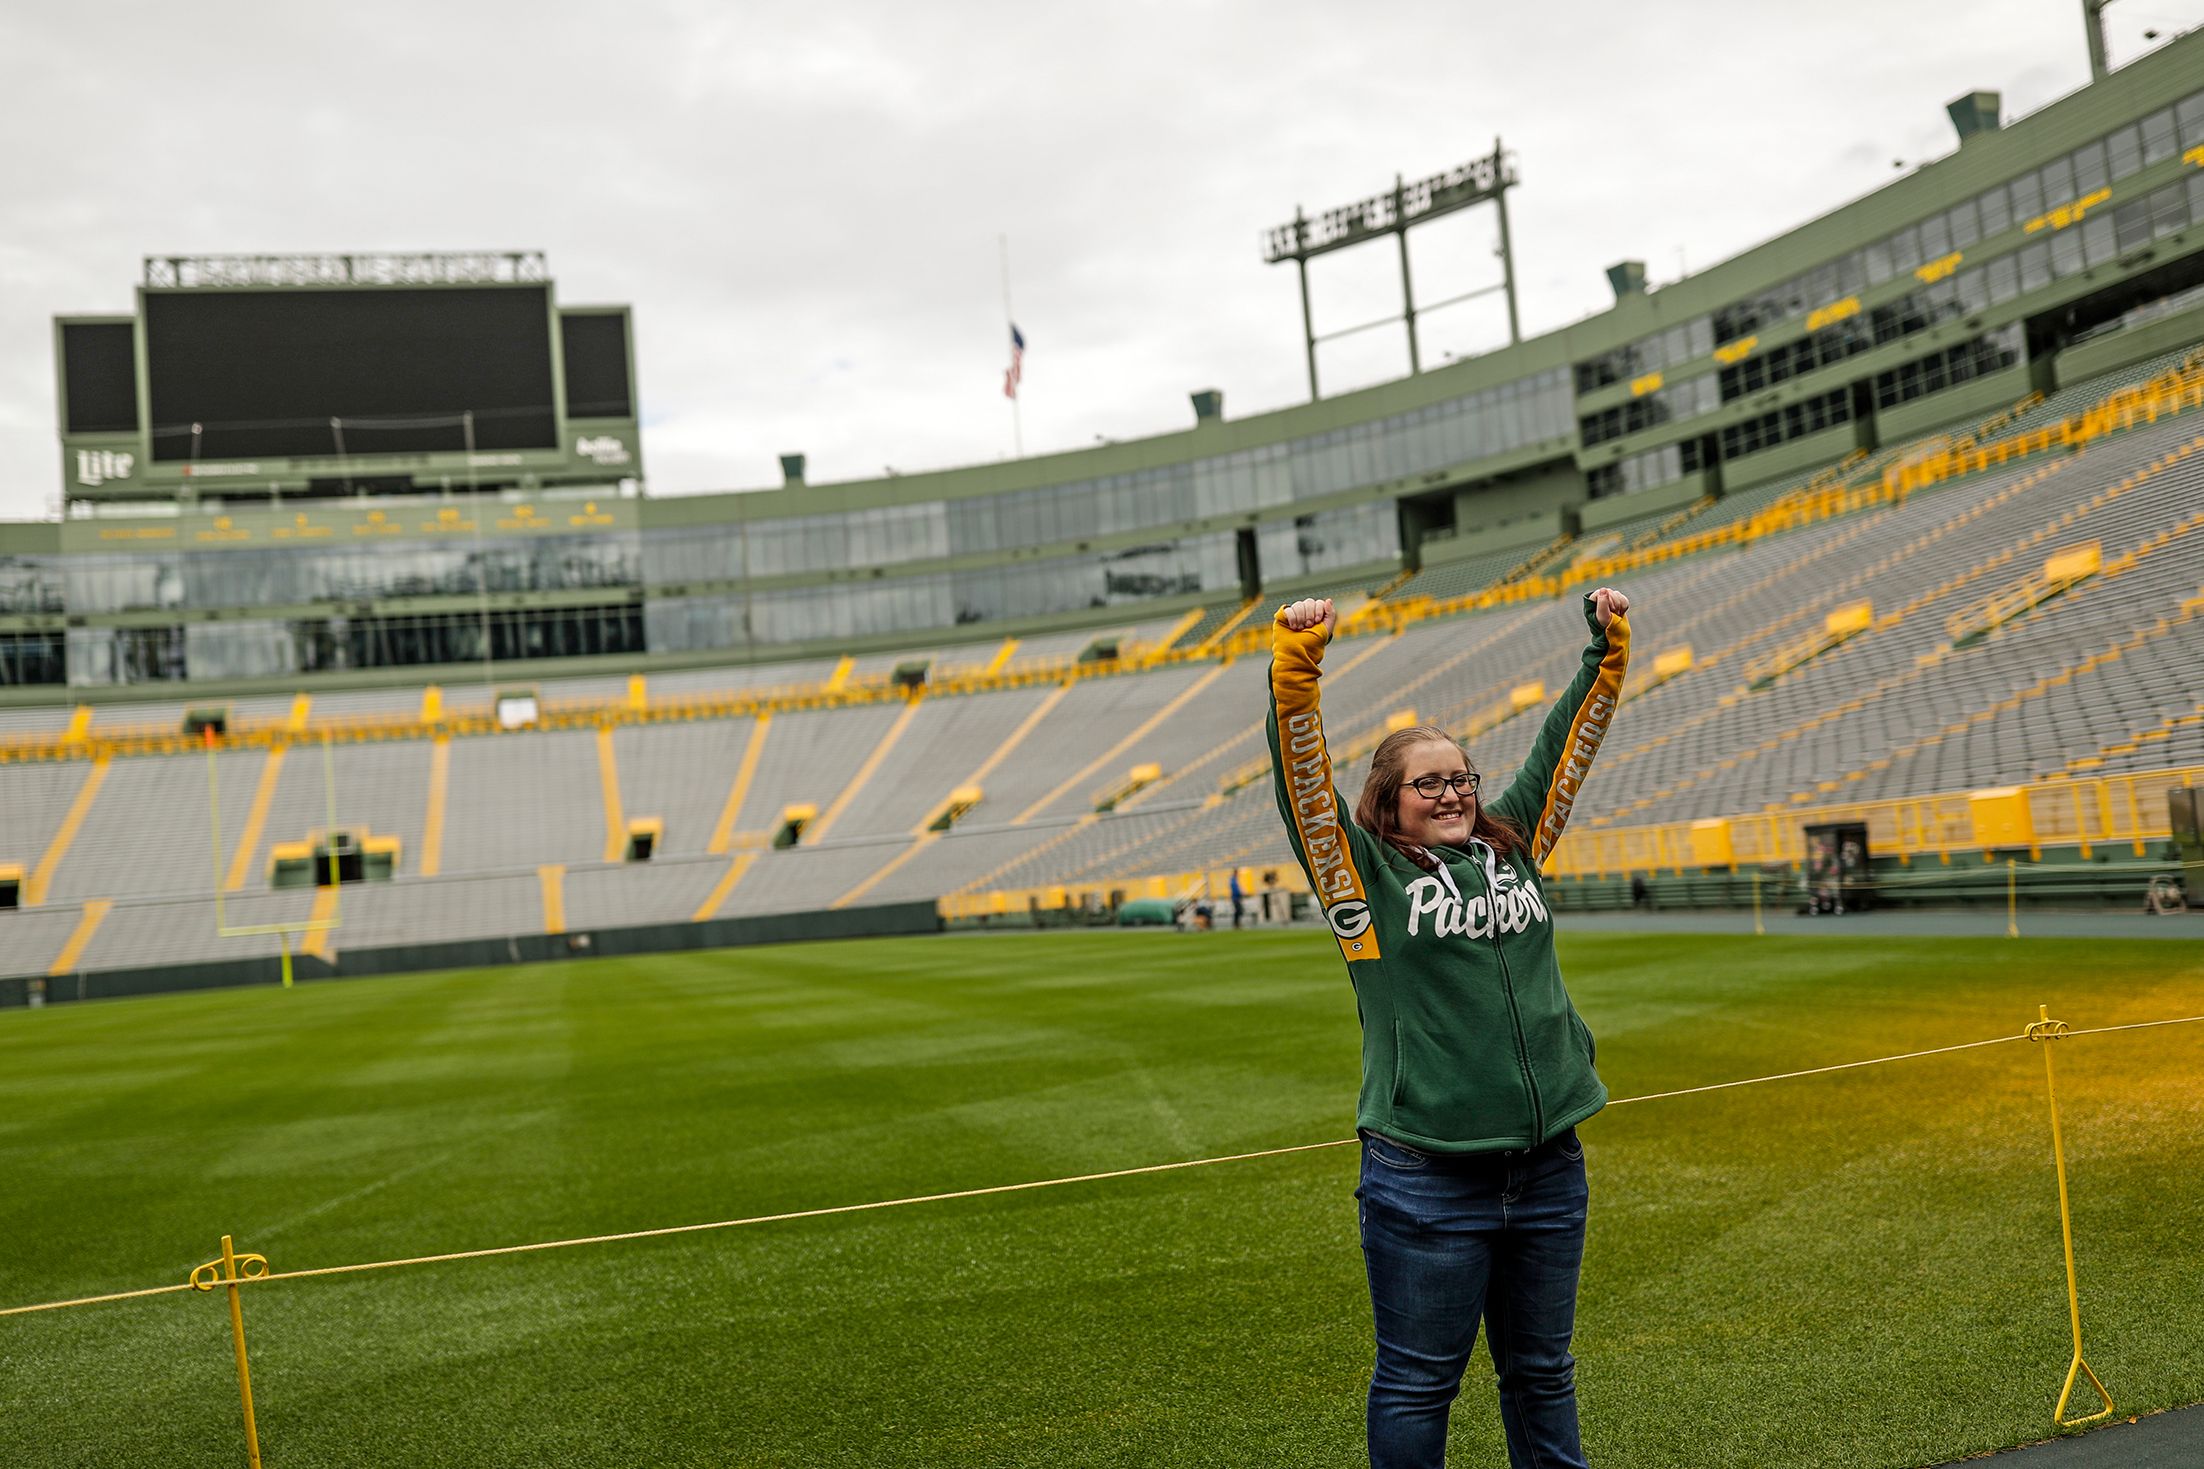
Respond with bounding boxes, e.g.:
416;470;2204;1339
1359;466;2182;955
2;0;2194;521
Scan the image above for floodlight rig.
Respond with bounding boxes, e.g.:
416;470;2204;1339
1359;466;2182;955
1264;140;1522;401
2082;0;2113;80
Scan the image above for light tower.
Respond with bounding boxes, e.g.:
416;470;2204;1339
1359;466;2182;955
1263;141;1522;402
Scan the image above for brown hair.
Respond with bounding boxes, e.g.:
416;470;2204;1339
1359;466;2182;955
1353;725;1527;867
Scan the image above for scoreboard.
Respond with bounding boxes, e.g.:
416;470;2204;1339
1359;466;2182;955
54;253;640;504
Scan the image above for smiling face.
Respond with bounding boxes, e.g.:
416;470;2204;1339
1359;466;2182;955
1394;738;1474;848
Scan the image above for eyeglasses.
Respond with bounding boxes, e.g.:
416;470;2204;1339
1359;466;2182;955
1406;772;1481;800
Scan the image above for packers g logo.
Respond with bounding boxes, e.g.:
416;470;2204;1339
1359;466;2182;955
1326;901;1372;939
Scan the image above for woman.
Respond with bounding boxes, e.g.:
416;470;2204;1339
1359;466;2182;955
1266;587;1630;1469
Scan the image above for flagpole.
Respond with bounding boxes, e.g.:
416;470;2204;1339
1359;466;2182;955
1000;234;1023;459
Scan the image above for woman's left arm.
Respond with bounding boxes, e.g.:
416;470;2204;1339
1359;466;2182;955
1489;587;1631;864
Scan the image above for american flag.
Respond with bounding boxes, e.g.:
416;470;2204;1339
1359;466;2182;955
1003;324;1025;399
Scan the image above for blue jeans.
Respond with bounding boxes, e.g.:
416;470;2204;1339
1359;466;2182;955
1357;1128;1590;1469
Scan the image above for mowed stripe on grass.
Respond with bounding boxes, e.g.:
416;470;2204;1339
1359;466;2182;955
1;931;2199;1468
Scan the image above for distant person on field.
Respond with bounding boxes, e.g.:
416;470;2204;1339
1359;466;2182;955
1230;868;1246;929
1267;587;1630;1469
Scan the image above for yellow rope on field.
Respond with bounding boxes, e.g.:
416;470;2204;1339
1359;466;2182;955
0;1281;199;1316
1602;1013;2204;1107
1603;1033;2026;1105
2;1013;2198;1320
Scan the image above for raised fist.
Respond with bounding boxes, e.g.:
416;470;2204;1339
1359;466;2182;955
1281;598;1336;636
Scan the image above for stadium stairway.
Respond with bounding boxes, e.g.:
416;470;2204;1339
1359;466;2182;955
1596;422;2204;822
11;358;2204;980
968;403;2204;891
611;716;764;859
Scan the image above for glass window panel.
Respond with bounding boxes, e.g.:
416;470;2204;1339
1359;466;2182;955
1836;252;1867;297
2188;173;2204;226
2080;213;2117;267
2009;172;2043;221
2070;139;2108;195
1803;263;1837;308
2019;241;2052;293
1864;239;1893;284
2049;226;2086;277
2106;124;2143;180
2157;181;2191;237
1947;201;1979;248
1890;226;1922;273
2180;92;2204;148
2141;107;2178;164
1978;187;2012;236
1956;268;1988;313
1986;254;2020;304
1347;434;1376;489
1918;215;1951;259
2114;199;2153;252
185;621;297;681
2038;156;2075;207
0;557;64;614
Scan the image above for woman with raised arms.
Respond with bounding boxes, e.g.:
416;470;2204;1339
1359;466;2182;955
1266;587;1631;1469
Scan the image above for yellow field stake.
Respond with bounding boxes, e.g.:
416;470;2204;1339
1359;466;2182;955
190;1235;269;1469
2008;858;2019;938
2025;1006;2114;1428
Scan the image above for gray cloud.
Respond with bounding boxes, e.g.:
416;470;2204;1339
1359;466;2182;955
0;0;2185;519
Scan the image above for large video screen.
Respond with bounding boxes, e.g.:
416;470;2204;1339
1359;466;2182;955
144;286;558;463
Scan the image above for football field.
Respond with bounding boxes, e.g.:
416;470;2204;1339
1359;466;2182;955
2;929;2200;1468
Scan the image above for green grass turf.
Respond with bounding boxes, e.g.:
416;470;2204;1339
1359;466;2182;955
1;930;2200;1468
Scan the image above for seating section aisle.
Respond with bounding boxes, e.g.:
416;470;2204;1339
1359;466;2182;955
612;718;762;858
974;410;2204;889
6;359;2204;975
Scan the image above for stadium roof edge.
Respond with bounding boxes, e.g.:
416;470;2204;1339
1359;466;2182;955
650;30;2204;520
1634;29;2204;318
637;337;1578;525
0;521;62;554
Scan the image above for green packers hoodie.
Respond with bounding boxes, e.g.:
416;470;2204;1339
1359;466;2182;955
1266;593;1628;1153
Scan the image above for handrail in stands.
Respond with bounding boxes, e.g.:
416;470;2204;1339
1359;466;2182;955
1544;762;2204;878
938;760;2204;916
10;362;2200;770
1945;542;2102;645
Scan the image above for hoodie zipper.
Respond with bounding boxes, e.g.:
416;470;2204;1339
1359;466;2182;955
1469;843;1545;1144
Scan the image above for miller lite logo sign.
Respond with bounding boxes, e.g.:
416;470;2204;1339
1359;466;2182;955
77;449;135;486
576;435;631;466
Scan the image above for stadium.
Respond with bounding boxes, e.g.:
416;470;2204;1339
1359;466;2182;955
3;16;2204;1469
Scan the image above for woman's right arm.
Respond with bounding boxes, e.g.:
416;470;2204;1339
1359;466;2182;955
1266;599;1384;963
